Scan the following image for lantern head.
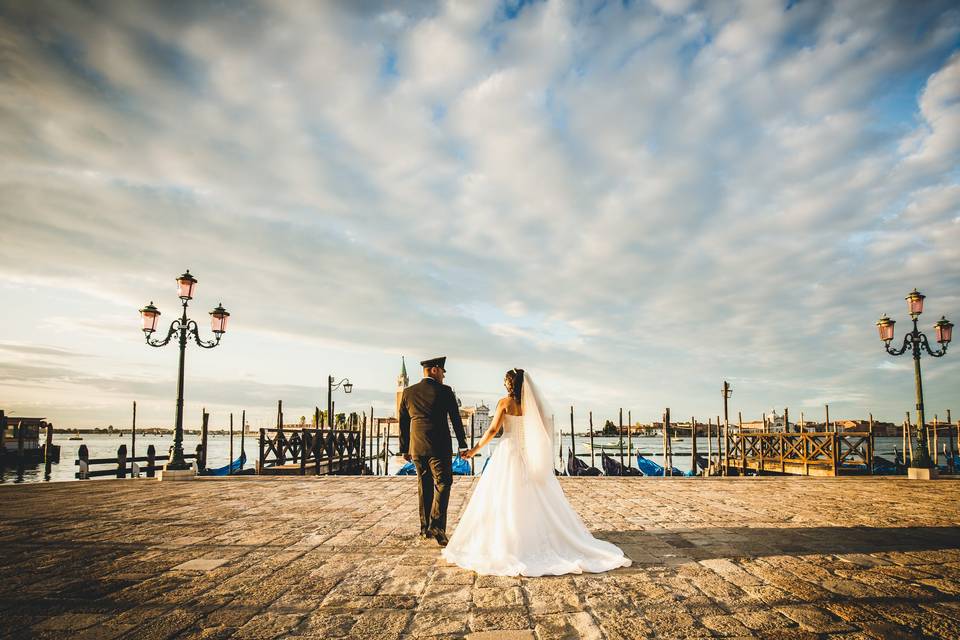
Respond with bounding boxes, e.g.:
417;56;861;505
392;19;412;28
343;381;353;394
876;314;895;343
177;270;198;300
934;316;953;345
905;288;925;316
139;302;161;334
210;303;230;334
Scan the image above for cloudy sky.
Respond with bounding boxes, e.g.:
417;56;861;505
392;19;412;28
1;0;958;431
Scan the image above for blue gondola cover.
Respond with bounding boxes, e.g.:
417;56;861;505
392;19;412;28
396;454;472;476
200;451;247;476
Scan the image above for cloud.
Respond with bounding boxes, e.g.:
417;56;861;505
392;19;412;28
0;0;958;427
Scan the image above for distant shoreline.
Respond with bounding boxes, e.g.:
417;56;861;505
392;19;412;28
54;428;255;436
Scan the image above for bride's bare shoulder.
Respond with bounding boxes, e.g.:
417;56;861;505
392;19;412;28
498;396;522;416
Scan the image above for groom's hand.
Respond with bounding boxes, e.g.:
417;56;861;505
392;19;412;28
458;448;470;459
402;453;412;462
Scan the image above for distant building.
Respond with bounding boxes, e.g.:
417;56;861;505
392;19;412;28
0;412;48;458
459;403;492;439
395;357;409;419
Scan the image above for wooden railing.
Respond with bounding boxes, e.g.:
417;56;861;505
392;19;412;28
74;443;200;479
257;427;368;475
724;431;873;476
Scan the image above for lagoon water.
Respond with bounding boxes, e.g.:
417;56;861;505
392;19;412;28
2;431;914;484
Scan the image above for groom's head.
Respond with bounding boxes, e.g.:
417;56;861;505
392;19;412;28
420;356;446;383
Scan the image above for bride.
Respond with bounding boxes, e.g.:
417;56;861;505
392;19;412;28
443;368;631;576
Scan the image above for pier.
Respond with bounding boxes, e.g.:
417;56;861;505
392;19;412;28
1;476;959;638
724;430;873;477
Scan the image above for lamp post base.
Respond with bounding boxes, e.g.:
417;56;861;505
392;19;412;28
158;466;196;481
907;466;938;480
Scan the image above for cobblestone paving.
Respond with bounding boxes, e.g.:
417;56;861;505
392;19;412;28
1;476;959;639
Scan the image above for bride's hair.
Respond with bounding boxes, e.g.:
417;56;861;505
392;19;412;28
505;368;524;404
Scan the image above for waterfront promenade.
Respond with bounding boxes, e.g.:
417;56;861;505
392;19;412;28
1;477;959;639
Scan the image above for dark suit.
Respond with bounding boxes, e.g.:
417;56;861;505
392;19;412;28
398;378;468;535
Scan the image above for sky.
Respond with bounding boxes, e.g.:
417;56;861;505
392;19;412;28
1;0;958;431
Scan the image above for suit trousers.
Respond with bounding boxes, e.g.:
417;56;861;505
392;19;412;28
413;455;453;534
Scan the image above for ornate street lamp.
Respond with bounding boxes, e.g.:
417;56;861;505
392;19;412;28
877;289;951;471
327;376;353;428
140;270;229;474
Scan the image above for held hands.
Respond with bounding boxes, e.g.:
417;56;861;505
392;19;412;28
403;453;412;462
460;448;475;459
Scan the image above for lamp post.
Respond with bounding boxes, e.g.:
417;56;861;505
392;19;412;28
876;289;952;470
140;270;229;472
327;376;353;428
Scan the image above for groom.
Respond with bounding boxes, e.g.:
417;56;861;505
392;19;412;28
398;356;468;547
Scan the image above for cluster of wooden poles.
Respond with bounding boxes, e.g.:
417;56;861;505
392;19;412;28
559;404;959;476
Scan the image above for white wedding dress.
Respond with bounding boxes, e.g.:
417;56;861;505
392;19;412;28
441;375;631;576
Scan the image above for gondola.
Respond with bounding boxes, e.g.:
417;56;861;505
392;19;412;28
600;452;642;476
566;449;602;476
870;455;904;475
635;452;687;477
200;450;247;476
395;454;473;476
695;454;709;471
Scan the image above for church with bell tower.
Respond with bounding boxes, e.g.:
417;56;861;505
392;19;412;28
395;356;409;418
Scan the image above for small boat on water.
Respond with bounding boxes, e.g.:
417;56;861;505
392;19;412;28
635;453;689;477
601;452;641;476
566;449;602;476
870;455;903;475
590;442;628;450
200;451;247;476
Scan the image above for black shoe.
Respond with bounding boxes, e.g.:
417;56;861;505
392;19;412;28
433;530;449;548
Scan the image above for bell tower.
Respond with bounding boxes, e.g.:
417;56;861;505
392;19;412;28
395;357;409;418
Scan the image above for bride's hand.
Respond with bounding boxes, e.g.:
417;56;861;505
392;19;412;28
461;448;476;459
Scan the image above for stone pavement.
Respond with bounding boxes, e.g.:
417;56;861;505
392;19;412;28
1;476;959;639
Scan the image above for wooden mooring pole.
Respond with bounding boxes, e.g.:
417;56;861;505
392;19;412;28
948;409;955;468
663;408;672;476
690;416;697;476
707;418;713;474
588;411;595;468
902;416;908;465
360;411;367;475
276;401;284;465
44;421;54;479
200;409;209;470
131;401;137;462
627;410;633;468
570;406;576;467
619;408;625;470
906;412;914;465
738;411;745;475
240;410;246;461
717;414;723;475
933;415;939;466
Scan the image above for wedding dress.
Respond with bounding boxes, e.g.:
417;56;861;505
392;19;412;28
441;374;632;576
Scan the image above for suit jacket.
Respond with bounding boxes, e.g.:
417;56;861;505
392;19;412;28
398;378;468;457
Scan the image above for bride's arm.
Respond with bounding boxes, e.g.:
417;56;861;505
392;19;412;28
462;399;507;459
